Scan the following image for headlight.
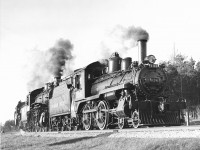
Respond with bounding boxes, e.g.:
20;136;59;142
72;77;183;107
144;55;156;64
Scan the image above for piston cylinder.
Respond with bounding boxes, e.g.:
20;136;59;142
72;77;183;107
104;91;117;101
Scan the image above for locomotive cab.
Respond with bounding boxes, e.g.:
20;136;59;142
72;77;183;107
73;61;108;100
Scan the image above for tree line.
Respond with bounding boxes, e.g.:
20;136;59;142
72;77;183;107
163;54;200;106
1;120;15;133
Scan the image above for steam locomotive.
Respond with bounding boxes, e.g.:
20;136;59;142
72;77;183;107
14;39;187;131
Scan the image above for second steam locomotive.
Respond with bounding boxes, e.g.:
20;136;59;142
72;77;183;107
14;39;187;131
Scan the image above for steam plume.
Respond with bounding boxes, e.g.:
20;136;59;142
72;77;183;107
98;59;108;66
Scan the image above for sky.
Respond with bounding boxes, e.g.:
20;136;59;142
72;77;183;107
0;0;200;124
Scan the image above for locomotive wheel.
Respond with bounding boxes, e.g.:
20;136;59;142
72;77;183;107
96;101;109;130
73;126;78;131
118;118;125;129
71;118;78;131
132;110;140;128
66;118;72;131
56;124;59;131
66;125;72;131
82;104;92;130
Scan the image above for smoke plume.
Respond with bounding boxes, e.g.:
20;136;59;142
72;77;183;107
124;26;149;42
26;39;74;91
47;39;73;77
100;25;149;59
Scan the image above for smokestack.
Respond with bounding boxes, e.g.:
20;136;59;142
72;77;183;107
138;40;147;64
54;76;61;86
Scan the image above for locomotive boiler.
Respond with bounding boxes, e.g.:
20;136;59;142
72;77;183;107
15;39;187;131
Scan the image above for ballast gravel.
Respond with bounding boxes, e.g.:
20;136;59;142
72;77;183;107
20;126;200;138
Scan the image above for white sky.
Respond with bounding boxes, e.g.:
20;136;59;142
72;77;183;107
0;0;200;124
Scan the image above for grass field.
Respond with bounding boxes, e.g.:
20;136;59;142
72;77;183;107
1;132;200;150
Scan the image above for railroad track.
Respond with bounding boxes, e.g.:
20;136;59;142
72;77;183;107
20;125;200;138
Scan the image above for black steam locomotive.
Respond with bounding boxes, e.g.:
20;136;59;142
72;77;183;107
14;39;187;131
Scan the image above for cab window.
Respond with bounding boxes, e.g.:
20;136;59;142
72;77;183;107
75;75;81;89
